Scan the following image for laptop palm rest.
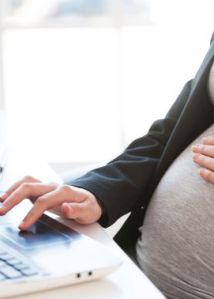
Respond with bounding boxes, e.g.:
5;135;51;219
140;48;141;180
0;201;122;298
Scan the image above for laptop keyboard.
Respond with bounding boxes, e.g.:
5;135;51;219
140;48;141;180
0;249;38;281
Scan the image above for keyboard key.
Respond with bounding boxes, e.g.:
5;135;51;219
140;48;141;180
0;260;6;267
14;263;29;271
0;246;39;280
0;265;23;279
0;253;14;261
21;267;38;277
7;258;22;266
0;273;6;281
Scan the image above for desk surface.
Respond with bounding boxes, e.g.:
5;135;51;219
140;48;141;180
0;147;165;299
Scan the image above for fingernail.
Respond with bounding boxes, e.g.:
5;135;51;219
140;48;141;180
0;205;6;215
18;221;26;230
198;168;203;174
0;191;8;201
202;137;210;144
193;153;200;160
198;168;207;176
0;201;7;211
192;153;197;160
192;144;202;150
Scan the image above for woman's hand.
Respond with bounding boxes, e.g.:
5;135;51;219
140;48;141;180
0;176;102;230
192;136;214;183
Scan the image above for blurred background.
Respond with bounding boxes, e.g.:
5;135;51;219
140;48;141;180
0;0;214;175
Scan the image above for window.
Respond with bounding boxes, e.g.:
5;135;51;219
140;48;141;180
0;1;214;171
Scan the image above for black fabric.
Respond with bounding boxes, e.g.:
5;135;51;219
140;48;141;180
71;33;214;254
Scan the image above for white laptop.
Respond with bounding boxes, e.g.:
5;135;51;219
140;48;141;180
0;202;122;298
0;121;122;298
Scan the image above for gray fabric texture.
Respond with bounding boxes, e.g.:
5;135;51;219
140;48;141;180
136;63;214;299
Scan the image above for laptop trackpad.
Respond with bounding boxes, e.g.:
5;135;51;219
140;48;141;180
0;217;73;250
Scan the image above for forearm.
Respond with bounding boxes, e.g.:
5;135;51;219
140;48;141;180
72;80;193;227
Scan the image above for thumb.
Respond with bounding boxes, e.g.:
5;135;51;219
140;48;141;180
61;202;74;218
61;201;101;224
61;202;85;220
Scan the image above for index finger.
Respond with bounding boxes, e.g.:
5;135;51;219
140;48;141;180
192;144;214;157
18;188;68;230
18;185;87;230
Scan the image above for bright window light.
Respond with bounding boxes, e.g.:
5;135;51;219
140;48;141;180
0;0;214;167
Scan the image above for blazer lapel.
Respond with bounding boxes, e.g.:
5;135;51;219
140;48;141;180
114;36;214;250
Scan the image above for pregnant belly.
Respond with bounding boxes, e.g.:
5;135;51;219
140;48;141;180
136;163;214;298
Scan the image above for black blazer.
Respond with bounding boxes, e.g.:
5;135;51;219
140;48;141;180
72;33;214;251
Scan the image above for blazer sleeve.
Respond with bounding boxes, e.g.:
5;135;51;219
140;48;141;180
71;79;193;227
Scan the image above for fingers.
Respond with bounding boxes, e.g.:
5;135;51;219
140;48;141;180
192;137;214;183
61;196;102;224
198;168;214;184
4;176;41;198
19;186;101;230
18;187;70;230
19;198;48;230
0;176;41;203
0;190;8;202
192;153;214;171
192;144;214;158
201;136;214;145
192;138;214;171
61;202;88;223
0;182;57;215
0;175;102;231
17;185;81;230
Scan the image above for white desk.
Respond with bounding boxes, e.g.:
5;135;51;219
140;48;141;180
0;147;166;299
